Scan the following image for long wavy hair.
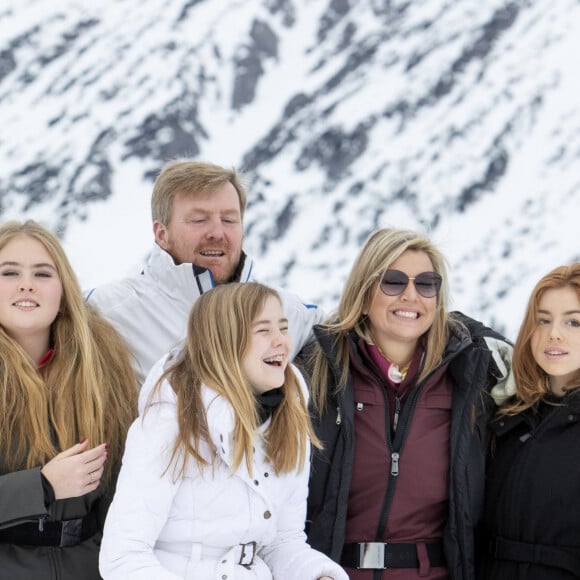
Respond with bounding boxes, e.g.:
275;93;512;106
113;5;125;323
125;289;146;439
309;228;454;413
0;220;138;481
501;263;580;415
153;282;320;479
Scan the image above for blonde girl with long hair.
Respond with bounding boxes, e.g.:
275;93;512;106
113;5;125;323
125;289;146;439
100;282;347;580
0;220;138;579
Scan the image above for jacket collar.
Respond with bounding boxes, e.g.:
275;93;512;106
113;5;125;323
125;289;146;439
491;388;580;436
144;243;255;300
313;319;472;385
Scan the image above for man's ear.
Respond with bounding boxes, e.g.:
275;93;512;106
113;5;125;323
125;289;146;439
153;221;169;250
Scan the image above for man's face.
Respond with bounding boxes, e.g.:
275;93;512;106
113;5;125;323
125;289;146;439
154;182;244;284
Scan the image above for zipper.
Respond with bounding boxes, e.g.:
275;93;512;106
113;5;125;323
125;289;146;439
374;345;467;552
331;397;353;561
48;541;58;579
38;515;47;532
508;404;559;513
371;380;424;580
376;379;424;531
393;396;401;432
390;452;400;476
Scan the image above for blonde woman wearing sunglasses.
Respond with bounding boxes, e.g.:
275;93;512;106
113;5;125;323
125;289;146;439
300;228;513;580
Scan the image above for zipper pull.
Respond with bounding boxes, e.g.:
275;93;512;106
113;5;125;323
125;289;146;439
391;452;400;476
336;405;342;425
393;397;401;432
38;516;46;532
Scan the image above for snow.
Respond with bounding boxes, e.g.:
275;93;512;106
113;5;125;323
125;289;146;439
2;0;580;342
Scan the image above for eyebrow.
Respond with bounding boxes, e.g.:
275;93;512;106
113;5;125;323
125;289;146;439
537;309;580;315
253;318;289;326
188;208;240;216
0;261;57;270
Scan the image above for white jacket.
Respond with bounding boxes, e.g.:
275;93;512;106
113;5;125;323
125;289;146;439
99;357;348;580
86;244;325;384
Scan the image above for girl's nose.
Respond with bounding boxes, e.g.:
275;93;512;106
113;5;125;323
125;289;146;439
19;277;35;292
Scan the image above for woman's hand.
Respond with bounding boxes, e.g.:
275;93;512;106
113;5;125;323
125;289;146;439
41;440;107;500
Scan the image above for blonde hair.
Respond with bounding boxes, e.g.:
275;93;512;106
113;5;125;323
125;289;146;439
0;220;138;481
153;282;320;479
501;263;580;415
151;159;247;224
309;228;453;413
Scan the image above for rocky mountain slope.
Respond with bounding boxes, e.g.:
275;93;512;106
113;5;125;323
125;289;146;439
1;0;579;337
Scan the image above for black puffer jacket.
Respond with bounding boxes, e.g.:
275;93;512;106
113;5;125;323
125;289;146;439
0;462;115;579
481;390;580;580
303;313;510;580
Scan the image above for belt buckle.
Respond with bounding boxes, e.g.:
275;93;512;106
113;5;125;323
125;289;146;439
238;541;257;567
359;542;386;569
59;519;82;547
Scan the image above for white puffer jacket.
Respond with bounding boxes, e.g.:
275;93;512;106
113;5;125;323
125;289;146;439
99;356;348;580
86;244;325;385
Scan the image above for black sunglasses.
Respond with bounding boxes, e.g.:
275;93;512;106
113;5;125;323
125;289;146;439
379;269;442;298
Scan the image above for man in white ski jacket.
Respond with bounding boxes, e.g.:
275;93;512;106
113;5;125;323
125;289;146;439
86;159;324;386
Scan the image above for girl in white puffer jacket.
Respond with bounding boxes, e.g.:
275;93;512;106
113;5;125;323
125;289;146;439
99;282;348;580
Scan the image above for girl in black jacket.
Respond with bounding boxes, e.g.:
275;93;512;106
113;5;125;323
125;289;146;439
0;220;137;580
482;262;580;579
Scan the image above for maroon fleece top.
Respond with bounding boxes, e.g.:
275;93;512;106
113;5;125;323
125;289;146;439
344;340;452;579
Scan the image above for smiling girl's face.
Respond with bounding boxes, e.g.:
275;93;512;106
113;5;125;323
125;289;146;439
241;295;291;395
0;235;62;361
531;286;580;396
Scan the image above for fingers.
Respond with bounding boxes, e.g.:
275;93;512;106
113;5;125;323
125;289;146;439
42;442;108;500
85;466;103;489
81;443;107;488
55;438;89;459
78;442;108;464
84;455;107;489
58;440;107;461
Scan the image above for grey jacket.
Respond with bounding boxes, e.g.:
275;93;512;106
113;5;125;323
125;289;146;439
0;463;110;580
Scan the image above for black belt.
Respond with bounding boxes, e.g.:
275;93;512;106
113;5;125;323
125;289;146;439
493;536;580;576
0;511;99;547
341;541;446;569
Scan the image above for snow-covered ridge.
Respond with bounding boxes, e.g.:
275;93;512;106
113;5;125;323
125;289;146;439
1;0;579;339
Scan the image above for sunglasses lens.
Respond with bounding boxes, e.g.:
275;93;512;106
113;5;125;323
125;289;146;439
380;270;409;296
414;273;442;298
380;270;442;298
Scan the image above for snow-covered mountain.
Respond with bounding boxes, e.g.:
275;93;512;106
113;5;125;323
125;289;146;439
1;0;580;340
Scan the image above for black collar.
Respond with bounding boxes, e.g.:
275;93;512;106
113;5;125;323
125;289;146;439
256;388;284;424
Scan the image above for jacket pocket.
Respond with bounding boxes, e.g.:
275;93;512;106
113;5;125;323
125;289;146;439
353;388;381;406
418;392;453;410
